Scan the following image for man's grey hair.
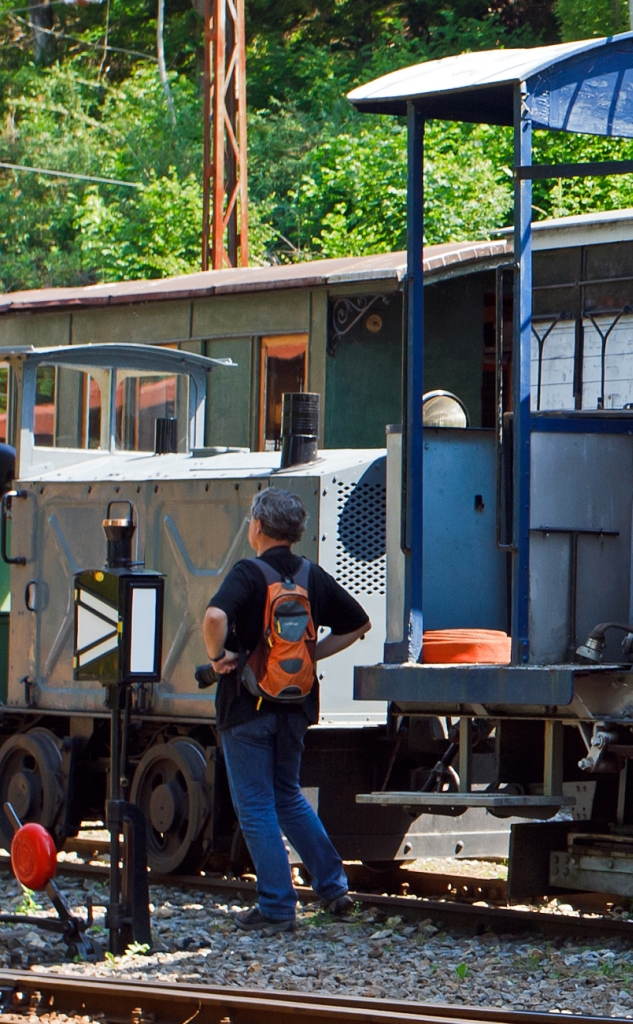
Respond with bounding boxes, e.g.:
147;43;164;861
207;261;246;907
251;488;308;544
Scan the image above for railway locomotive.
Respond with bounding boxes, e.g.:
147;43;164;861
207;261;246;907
6;32;633;898
351;33;633;898
0;341;514;874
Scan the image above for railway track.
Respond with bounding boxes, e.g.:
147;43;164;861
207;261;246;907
1;842;632;943
59;836;509;902
0;970;629;1024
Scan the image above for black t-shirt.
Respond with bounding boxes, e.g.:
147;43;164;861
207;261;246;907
208;546;369;731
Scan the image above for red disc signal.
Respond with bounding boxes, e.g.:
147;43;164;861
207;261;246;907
10;823;57;891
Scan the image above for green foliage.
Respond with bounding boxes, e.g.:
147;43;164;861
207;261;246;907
0;59;229;288
283;120;513;260
16;888;42;914
455;962;469;979
532;130;633;218
555;0;629;41
76;171;203;280
125;941;151;955
0;0;632;290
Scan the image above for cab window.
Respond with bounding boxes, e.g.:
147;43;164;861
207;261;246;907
34;366;104;449
115;371;189;452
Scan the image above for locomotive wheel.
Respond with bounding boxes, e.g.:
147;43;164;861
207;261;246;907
130;739;210;874
0;728;64;850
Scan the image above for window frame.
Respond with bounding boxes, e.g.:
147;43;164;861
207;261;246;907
258;333;308;451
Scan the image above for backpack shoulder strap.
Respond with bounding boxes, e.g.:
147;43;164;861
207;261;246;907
252;556;311;589
293;557;311;591
251;557;282;586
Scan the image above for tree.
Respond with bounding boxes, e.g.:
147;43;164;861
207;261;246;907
554;0;629;40
3;0;633;291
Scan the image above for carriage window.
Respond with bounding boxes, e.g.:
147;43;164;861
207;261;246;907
34;366;104;448
115;371;188;452
259;335;308;451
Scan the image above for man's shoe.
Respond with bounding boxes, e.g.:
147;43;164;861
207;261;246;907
234;907;296;933
323;893;354;915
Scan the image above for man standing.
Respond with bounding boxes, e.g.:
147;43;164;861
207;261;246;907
202;487;371;933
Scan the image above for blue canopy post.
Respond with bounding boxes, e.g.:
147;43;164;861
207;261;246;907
404;101;425;664
513;86;533;664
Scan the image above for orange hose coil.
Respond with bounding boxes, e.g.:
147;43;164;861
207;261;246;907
422;628;511;664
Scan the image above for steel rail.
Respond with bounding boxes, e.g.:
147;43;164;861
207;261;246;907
59;838;509;902
0;970;630;1024
1;854;631;942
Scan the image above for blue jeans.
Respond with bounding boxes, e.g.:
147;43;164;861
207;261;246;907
221;712;348;920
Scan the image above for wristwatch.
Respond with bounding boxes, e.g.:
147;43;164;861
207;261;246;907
210;649;226;662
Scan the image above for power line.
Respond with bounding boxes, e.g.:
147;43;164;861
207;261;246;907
0;1;101;17
12;15;157;60
0;160;142;187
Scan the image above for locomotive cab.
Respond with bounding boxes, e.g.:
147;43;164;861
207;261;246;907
351;35;633;899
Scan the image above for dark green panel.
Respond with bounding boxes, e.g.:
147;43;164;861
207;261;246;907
324;294;402;448
205;337;253;447
424;273;486;428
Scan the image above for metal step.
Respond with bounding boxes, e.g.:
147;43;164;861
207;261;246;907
356;792;576;808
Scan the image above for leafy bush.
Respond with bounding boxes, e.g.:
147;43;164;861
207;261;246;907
0;0;632;290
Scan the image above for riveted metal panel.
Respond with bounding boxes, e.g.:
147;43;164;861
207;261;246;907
146;476;266;718
7;449;387;724
8;481;143;712
529;432;633;662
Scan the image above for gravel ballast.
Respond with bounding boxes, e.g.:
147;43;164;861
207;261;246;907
0;870;632;1015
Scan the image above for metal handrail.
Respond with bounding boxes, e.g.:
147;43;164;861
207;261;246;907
1;490;28;565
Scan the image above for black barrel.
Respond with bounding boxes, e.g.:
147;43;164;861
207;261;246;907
154;417;178;455
280;392;320;469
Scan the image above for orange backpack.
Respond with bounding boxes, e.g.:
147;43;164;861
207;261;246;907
241;558;316;702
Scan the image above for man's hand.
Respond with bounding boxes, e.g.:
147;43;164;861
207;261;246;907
315;619;371;661
211;650;240;674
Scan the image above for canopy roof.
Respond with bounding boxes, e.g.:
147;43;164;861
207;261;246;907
0;343;233;373
348;33;633;135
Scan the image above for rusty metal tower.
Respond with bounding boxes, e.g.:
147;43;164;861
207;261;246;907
202;0;248;270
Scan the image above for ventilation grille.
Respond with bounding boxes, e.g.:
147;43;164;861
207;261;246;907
336;480;386;596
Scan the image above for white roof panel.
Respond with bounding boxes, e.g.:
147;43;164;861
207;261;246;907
348;33;633;129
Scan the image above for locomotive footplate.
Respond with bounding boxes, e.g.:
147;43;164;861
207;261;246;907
354;663;633;718
357;792;575;817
